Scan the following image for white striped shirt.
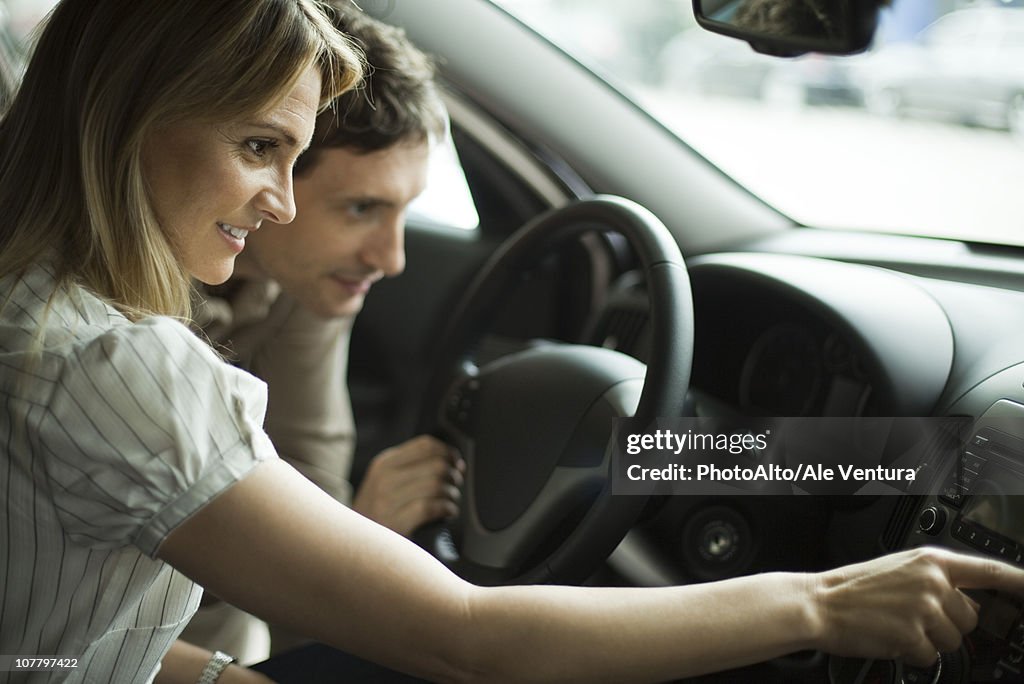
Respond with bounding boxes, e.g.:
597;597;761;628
0;263;278;683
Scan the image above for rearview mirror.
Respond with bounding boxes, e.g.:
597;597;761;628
692;0;884;57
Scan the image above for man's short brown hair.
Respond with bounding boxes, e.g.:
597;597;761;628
296;5;447;175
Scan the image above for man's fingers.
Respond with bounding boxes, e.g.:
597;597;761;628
369;454;462;493
374;436;462;470
393;497;459;535
388;477;461;509
448;462;464;488
356;436;464;535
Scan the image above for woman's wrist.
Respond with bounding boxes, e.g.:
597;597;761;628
196;651;236;684
795;571;829;652
756;571;828;654
157;641;264;684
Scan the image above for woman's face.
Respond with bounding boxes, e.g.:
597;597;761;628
142;66;322;285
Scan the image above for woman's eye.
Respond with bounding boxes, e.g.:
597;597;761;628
246;138;277;157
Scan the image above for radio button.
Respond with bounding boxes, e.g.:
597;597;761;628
918;507;946;535
959;527;993;552
957;468;980;488
940;486;964;507
963;452;988;472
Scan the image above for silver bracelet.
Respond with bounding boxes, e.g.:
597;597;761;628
197;651;237;684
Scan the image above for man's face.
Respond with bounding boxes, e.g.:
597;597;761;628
239;140;430;318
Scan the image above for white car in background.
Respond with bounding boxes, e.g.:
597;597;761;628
858;6;1024;132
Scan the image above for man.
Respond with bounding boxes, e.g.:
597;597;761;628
182;6;461;661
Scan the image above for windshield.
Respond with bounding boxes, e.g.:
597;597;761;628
494;0;1024;248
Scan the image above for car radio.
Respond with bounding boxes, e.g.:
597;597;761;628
896;412;1024;683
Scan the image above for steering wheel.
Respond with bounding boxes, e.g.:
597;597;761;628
416;195;693;585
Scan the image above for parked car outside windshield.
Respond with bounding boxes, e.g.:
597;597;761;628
495;0;1024;248
857;7;1024;133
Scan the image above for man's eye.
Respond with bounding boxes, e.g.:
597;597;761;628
246;139;278;157
349;202;375;217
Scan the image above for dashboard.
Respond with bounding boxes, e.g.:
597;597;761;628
594;250;1024;683
686;253;956;418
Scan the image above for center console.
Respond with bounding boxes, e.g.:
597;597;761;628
831;400;1024;684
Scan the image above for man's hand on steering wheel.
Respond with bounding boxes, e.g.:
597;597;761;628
353;435;465;538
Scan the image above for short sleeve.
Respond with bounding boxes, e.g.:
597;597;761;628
39;316;278;557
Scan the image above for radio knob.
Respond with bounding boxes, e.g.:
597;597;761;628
918;507;946;535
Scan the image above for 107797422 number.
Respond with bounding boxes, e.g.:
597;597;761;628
5;657;79;671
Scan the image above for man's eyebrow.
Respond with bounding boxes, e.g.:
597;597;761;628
333;195;395;208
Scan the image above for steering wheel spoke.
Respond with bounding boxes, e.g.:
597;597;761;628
460;460;610;570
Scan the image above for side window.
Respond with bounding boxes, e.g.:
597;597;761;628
407;128;480;231
0;5;22;110
6;0;58;46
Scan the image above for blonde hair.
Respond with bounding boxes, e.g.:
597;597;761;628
0;0;363;320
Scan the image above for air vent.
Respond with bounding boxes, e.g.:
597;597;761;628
590;270;650;361
880;495;924;551
600;306;648;357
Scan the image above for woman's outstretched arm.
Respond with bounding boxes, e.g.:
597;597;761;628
158;459;1024;683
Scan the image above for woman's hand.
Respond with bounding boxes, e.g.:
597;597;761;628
810;546;1022;667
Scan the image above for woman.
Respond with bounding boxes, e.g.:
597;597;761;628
1;1;1023;683
0;1;358;682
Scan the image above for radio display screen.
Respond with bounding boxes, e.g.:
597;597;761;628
961;467;1024;547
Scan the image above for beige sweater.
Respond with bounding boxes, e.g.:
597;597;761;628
196;278;356;504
